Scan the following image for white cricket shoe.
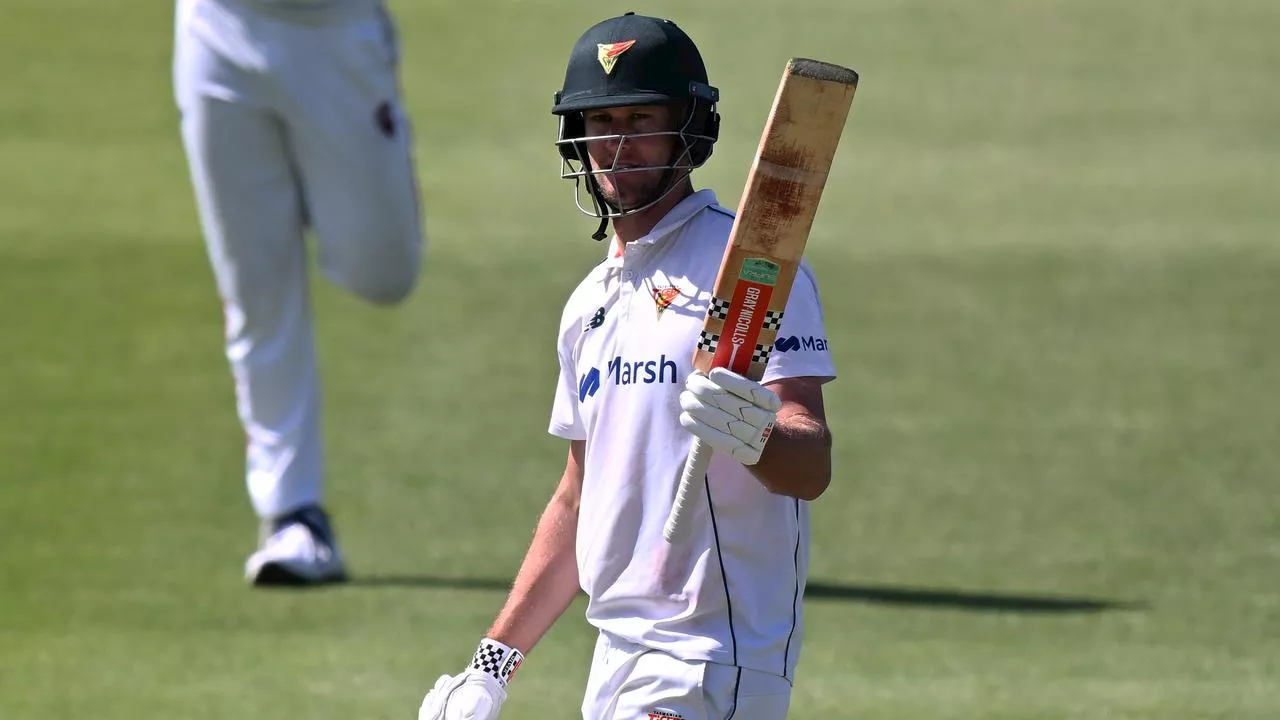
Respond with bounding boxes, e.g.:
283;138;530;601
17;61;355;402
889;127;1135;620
245;505;348;586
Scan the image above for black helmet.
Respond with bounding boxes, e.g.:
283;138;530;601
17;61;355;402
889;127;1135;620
552;13;720;232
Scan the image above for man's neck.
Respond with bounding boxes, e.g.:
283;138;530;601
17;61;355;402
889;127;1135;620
611;182;695;247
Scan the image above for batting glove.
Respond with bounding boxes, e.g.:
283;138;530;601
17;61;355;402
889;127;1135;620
418;639;523;720
679;368;781;465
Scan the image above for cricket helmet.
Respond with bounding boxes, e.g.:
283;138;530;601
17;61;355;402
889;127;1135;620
552;12;720;232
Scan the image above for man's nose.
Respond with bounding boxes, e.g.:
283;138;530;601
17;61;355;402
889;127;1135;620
603;132;629;156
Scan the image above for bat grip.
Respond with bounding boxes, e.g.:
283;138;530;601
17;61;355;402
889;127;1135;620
663;438;714;543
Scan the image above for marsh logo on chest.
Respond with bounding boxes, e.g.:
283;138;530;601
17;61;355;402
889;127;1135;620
608;354;679;386
578;367;602;401
577;354;680;403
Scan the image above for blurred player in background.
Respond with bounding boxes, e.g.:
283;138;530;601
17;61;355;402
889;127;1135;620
418;13;834;720
173;0;424;586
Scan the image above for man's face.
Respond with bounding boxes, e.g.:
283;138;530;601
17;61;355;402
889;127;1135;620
582;105;679;211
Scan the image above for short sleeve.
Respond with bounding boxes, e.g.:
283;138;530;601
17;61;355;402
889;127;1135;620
760;261;836;385
548;305;588;441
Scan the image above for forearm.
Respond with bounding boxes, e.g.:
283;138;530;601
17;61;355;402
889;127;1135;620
748;409;832;501
485;481;581;654
417;454;583;718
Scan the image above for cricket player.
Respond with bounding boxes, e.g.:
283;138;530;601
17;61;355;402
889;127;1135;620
418;13;834;720
173;0;424;585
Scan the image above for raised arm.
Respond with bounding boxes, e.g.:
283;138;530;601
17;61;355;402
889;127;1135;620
680;371;832;501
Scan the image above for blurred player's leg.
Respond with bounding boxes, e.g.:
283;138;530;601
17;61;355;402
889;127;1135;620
180;99;325;522
277;5;424;303
175;0;342;584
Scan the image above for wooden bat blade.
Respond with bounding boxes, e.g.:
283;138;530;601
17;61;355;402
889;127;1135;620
695;58;858;381
665;58;858;544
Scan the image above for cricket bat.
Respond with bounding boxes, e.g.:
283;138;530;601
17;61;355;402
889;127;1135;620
663;58;859;543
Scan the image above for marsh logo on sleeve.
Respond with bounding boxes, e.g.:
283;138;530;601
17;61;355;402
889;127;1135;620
774;335;828;353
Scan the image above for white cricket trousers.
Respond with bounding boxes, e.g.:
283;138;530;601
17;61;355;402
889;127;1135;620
582;632;793;720
173;0;423;518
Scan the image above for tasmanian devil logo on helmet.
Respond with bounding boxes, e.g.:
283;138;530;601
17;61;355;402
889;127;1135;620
597;40;636;75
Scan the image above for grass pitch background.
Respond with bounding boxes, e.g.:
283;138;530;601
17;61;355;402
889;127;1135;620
1;1;1277;718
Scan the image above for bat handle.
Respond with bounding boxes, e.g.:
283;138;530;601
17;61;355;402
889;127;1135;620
663;438;714;543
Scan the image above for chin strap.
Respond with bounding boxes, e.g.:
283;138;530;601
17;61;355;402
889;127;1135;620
591;216;609;241
583;173;611;241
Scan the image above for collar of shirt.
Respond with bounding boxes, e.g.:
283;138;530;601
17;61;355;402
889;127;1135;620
603;189;720;268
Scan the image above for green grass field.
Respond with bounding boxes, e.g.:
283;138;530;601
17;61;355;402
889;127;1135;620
2;1;1277;718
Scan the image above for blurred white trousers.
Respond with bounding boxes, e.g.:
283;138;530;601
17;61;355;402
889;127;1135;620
582;631;793;720
173;0;423;518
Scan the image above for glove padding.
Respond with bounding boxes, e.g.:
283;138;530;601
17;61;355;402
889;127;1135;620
418;670;506;720
679;368;781;465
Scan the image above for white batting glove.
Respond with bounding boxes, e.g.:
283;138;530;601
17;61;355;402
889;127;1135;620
418;639;523;720
679;368;781;465
417;672;504;720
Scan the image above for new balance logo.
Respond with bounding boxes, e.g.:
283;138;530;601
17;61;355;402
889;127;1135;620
584;307;606;333
774;335;829;353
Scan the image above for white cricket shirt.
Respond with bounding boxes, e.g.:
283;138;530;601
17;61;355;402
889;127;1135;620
548;190;836;681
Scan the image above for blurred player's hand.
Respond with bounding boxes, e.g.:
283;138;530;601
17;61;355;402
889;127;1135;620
417;670;506;720
679;368;781;465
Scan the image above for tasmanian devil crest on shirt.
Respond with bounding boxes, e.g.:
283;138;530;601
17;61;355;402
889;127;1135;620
652;286;680;318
